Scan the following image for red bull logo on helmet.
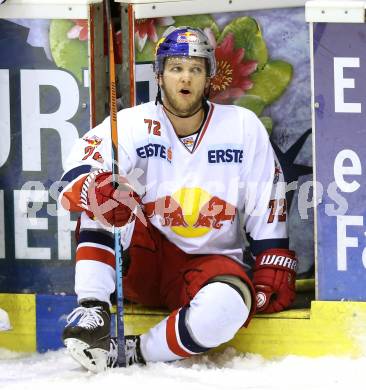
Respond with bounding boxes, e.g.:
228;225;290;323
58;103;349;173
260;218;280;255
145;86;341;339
144;187;237;238
177;32;199;44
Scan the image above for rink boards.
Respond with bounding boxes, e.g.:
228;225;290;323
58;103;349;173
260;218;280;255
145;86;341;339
1;293;366;358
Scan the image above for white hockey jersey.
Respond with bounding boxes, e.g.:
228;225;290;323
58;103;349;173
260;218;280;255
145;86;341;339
59;101;288;266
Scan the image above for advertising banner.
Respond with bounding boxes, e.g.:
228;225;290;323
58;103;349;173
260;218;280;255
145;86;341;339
0;7;313;296
0;18;90;293
313;22;366;300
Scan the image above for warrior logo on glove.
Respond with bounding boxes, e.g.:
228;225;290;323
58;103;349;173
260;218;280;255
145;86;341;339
256;291;267;309
253;249;298;314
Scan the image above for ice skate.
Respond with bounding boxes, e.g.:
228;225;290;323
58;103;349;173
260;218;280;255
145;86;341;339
108;335;146;368
62;300;111;373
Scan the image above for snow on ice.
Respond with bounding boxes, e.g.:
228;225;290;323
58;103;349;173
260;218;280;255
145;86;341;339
0;347;365;390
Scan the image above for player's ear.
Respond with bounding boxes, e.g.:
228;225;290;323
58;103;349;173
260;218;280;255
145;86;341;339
157;74;163;88
205;77;210;88
204;76;212;99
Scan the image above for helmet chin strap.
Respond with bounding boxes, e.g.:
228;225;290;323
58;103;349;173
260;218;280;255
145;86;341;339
162;102;203;119
155;84;205;119
155;84;163;106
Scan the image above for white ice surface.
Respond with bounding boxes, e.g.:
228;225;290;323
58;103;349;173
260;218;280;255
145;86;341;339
0;347;365;390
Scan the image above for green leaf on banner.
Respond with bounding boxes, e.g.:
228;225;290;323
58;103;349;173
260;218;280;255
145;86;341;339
234;94;266;116
249;60;293;105
136;25;169;63
218;17;268;68
135;40;155;62
49;20;88;83
173;15;220;38
259;116;273;135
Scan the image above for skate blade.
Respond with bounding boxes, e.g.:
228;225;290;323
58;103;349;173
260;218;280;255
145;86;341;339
64;338;109;373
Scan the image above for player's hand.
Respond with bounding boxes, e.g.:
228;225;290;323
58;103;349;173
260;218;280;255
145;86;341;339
252;249;298;314
83;171;141;227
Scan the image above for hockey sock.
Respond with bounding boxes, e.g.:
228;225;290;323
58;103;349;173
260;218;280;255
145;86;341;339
140;282;249;362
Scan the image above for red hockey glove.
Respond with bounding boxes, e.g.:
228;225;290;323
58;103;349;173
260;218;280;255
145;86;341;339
252;249;297;314
81;171;142;227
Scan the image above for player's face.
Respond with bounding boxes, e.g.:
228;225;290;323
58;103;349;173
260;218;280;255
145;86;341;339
160;56;210;117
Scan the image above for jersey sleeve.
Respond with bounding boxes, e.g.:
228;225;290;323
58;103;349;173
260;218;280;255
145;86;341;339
241;111;289;256
58;115;135;212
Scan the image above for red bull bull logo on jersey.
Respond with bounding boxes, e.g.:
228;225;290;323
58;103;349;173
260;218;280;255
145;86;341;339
144;188;237;238
144;196;188;228
193;196;236;229
83;135;102;147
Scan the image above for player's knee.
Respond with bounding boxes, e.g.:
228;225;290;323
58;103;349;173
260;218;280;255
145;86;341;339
187;282;249;348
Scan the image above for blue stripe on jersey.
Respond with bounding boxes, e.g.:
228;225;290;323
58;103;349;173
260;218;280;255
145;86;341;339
61;165;92;185
248;237;289;256
79;230;115;250
178;306;209;354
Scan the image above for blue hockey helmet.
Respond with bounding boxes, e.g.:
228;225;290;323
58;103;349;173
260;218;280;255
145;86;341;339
154;26;216;77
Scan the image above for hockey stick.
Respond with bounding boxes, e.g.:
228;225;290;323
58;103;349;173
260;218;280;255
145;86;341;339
105;0;126;367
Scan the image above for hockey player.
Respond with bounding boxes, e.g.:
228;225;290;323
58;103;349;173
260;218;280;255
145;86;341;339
59;26;297;372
